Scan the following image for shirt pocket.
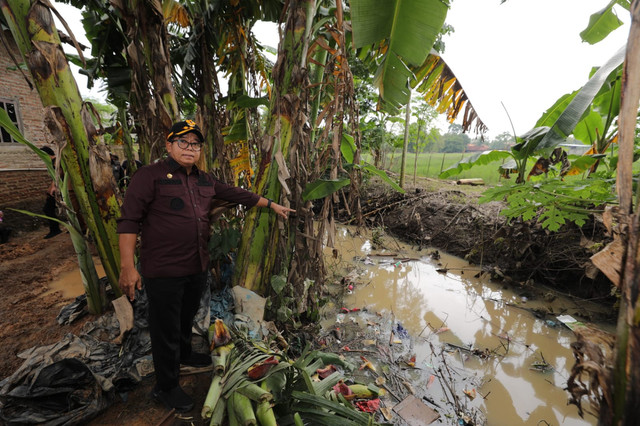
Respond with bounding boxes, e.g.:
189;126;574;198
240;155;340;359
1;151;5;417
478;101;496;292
156;182;186;211
197;186;215;210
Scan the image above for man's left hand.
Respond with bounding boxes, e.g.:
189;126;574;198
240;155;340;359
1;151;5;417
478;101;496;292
271;202;295;219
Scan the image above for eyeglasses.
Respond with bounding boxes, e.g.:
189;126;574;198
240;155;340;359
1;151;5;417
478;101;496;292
173;139;203;151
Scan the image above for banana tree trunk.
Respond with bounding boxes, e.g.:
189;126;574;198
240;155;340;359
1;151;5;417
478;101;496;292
118;108;137;175
234;0;315;295
114;0;179;163
1;0;122;309
605;1;640;424
196;33;227;177
413;121;422;185
400;96;411;188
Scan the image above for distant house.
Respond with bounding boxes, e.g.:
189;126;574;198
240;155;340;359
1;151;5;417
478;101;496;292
465;144;489;153
0;29;53;233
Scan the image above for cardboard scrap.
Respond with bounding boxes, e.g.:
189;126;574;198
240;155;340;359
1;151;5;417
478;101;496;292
111;295;134;344
393;394;440;426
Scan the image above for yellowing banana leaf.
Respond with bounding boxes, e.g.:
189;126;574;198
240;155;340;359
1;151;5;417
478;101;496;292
162;0;189;27
229;143;253;186
413;51;488;134
564;155;600;176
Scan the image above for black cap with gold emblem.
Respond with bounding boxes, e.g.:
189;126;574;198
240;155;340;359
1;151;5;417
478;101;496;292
167;119;204;142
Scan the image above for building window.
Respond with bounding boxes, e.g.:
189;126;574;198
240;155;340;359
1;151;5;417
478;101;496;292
0;99;21;143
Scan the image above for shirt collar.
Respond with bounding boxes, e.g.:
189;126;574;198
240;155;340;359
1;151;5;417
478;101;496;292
166;157;200;175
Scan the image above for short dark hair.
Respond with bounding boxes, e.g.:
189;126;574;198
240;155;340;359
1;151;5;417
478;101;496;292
40;146;55;156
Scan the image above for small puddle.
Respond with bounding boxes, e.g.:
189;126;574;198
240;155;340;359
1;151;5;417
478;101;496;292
42;260;105;300
331;226;610;425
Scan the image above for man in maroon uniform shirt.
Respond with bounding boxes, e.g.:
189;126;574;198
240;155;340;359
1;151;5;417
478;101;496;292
117;120;293;412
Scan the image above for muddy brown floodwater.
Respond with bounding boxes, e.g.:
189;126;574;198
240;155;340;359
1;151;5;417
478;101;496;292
328;226;611;426
41;261;104;299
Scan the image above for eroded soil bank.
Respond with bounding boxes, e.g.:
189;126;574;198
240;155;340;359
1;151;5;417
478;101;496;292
349;178;616;322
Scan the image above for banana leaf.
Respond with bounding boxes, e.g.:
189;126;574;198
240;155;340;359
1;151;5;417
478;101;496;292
439;150;512;179
580;0;626;45
350;0;448;114
302;179;351;201
291;391;372;425
526;46;625;156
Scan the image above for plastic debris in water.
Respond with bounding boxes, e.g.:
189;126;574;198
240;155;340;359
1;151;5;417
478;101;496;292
427;375;435;388
406;355;416;368
394;322;409;338
530;360;553;373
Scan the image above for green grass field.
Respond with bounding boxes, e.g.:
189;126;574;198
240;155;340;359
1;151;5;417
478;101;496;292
363;151;506;185
361;149;637;187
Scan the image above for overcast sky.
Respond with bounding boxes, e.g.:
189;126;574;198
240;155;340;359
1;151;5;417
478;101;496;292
55;0;631;140
443;0;630;138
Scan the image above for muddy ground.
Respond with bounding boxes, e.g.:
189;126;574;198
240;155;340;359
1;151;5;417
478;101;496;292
0;179;616;424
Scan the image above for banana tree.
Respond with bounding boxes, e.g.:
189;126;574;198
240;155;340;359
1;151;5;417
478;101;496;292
234;0;317;298
0;109;106;313
0;0;122;309
351;0;487;194
172;0;279;179
111;0;179;162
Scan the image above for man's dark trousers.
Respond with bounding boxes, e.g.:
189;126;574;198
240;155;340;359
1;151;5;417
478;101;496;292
43;194;60;234
144;271;207;390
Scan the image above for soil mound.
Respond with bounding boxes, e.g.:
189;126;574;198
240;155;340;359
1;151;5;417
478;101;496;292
350;179;615;310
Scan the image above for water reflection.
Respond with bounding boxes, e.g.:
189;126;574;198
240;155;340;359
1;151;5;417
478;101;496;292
334;226;597;426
